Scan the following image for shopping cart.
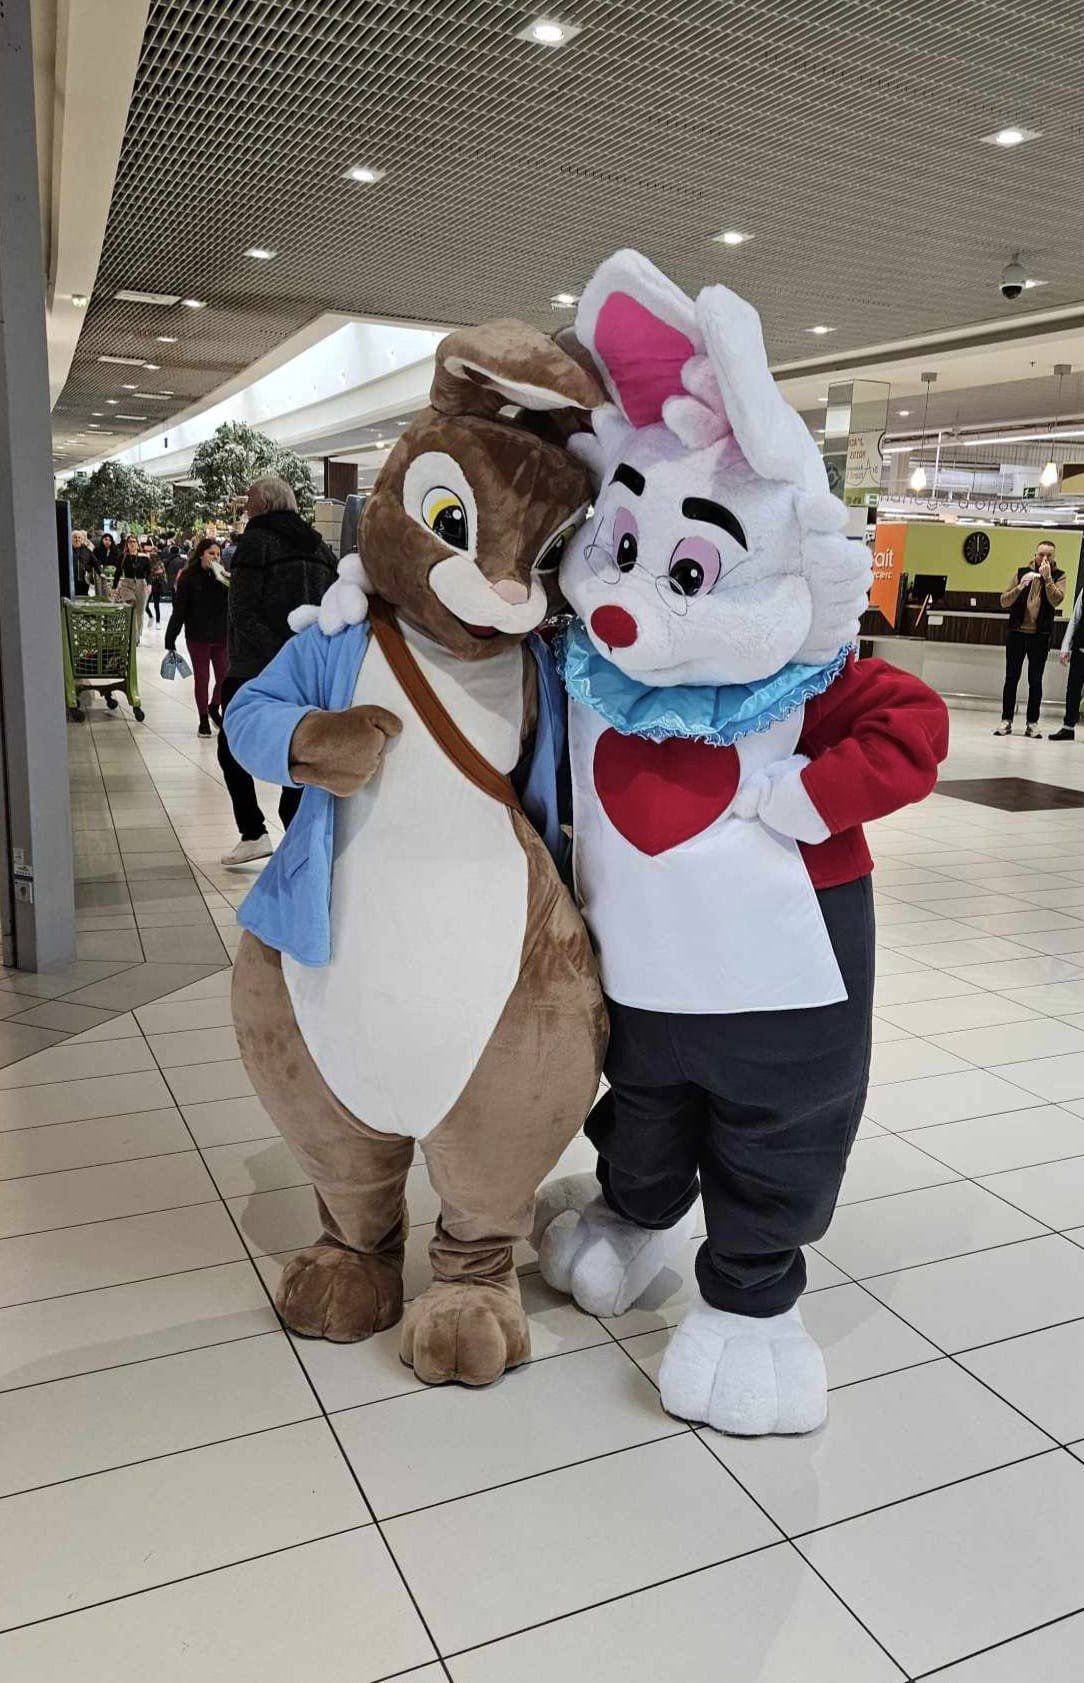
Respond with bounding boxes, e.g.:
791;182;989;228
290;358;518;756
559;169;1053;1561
61;599;144;722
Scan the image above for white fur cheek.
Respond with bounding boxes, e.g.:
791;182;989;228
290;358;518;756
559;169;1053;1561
641;578;812;687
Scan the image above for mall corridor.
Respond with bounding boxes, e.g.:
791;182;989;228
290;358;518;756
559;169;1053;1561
0;636;1083;1677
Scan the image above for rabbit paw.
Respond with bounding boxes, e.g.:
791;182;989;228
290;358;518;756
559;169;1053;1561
533;1173;696;1318
659;1298;827;1436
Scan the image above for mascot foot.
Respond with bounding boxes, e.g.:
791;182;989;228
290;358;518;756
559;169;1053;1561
532;1173;696;1318
659;1297;827;1436
276;1243;404;1342
401;1271;529;1386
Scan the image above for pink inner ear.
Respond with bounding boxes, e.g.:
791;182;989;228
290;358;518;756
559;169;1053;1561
594;292;695;427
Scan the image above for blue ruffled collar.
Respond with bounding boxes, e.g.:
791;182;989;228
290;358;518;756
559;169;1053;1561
557;617;851;746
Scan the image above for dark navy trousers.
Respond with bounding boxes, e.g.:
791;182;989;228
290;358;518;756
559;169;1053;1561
586;876;875;1317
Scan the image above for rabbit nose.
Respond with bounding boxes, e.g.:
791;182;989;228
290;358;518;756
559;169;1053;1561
591;606;638;648
491;578;530;605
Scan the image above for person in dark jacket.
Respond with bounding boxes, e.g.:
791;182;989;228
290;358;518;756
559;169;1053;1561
995;540;1065;738
164;538;231;736
93;532;117;593
219;476;334;864
71;530;96;596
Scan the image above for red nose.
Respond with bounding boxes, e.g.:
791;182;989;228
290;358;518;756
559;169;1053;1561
591;605;639;649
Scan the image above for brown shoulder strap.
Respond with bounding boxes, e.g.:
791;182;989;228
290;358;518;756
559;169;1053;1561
367;596;524;814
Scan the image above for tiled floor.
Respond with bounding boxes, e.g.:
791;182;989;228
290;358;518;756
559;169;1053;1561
3;642;1084;1679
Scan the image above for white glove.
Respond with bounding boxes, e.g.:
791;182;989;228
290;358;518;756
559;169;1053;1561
287;552;370;637
732;754;830;843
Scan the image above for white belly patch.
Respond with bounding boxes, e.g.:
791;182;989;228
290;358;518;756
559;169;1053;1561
282;627;529;1137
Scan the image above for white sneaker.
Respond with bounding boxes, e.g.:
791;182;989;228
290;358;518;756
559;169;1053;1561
221;835;273;867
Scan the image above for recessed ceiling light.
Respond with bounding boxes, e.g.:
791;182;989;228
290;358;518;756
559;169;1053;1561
143;363;159;372
342;165;385;184
981;125;1041;147
156;335;178;343
181;298;207;310
98;354;147;366
243;246;277;261
551;291;579;307
91;411;104;417
70;294;89;307
712;230;752;246
808;325;835;335
114;289;182;306
116;414;147;421
88;423;101;429
121;383;138;389
517;17;581;45
105;399;119;405
898;409;911;416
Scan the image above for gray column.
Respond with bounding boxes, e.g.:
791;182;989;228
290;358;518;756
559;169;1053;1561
0;0;76;970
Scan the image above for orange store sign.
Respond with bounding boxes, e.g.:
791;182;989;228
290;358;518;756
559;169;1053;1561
870;522;906;626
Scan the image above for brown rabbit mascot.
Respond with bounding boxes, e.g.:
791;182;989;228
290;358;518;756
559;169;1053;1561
226;320;608;1386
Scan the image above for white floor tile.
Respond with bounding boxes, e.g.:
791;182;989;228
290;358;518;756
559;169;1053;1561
864;1069;1044;1131
136;994;234;1034
0;1529;435;1682
0;1202;246;1307
0;1418;368;1630
0;1260;275;1391
799;1282;940;1387
147;1024;240;1068
1002;979;1084;1014
928;1612;1084;1683
996;1049;1084;1102
336;1343;683;1518
873;968;976;1004
0;1068;175;1131
0;1036;156;1091
817;1180;1043;1278
959;1318;1084;1442
867;1039;970;1084
0;1106;189;1176
865;1234;1084;1351
165;1057;254;1105
447;1543;901;1683
837;1133;959;1204
799;1452;1084;1676
182;1093;274;1146
204;1136;303;1199
227;1183;321;1257
705;1359;1048;1535
0;1333;316;1496
979;1154;1084;1228
951;956;1084;990
932;1019;1084;1065
0;1151;217;1239
389;1434;776;1654
901;1105;1084;1176
920;939;1048;972
874;993;1039;1035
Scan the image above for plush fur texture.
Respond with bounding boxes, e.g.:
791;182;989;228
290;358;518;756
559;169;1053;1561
535;1175;698;1318
401;1270;529;1385
288;703;402;796
658;1299;828;1436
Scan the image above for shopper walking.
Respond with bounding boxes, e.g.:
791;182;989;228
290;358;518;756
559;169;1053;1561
163;538;230;737
147;552;166;624
1050;588;1084;741
93;531;117;593
71;530;96;596
994;540;1065;738
218;476;334;864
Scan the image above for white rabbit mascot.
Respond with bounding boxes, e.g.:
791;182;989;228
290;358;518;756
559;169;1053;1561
534;250;949;1436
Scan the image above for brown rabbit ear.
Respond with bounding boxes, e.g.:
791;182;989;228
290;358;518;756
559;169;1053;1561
431;319;604;419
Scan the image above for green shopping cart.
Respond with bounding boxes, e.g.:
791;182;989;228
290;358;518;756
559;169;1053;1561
61;598;144;722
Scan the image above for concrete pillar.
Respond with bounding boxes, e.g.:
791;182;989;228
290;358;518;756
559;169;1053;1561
821;379;891;539
0;0;76;969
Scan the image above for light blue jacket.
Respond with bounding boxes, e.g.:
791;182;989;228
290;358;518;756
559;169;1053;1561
225;621;568;966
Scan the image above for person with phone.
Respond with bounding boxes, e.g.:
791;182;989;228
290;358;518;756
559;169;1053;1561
994;540;1064;737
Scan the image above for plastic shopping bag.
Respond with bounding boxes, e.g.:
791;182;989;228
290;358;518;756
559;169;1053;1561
160;650;192;680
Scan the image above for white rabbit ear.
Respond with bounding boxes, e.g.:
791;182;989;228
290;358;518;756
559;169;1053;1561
576;250;702;426
696;283;828;495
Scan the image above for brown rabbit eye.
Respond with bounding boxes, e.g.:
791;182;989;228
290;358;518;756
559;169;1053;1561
421;487;469;550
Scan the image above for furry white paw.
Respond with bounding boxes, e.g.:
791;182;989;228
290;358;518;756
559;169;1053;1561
659;1298;827;1436
533;1173;696;1318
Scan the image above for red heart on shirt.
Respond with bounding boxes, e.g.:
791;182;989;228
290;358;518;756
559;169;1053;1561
593;728;741;856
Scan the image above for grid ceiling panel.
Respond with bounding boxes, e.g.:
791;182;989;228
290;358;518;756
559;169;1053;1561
55;0;1084;465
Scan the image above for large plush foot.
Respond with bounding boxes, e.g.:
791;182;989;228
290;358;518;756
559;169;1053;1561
276;1243;403;1342
659;1297;827;1436
532;1172;696;1318
400;1271;529;1386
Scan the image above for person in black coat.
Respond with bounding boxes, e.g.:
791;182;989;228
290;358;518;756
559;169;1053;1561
218;476;334;864
164;539;231;736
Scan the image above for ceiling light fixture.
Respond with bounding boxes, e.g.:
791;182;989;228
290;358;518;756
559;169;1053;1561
243;246;277;261
70;294;89;307
551;291;578;308
342;165;385;184
808;324;835;336
105;399;119;406
121;383;137;390
181;298;207;309
114;289;182;306
116;414;147;421
517;17;581;45
984;125;1042;147
156;335;179;343
898;409;911;416
713;230;751;247
98;354;147;366
1039;361;1071;490
144;363;159;372
909;370;937;492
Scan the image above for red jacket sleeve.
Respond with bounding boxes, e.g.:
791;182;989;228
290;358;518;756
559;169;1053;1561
797;656;949;836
